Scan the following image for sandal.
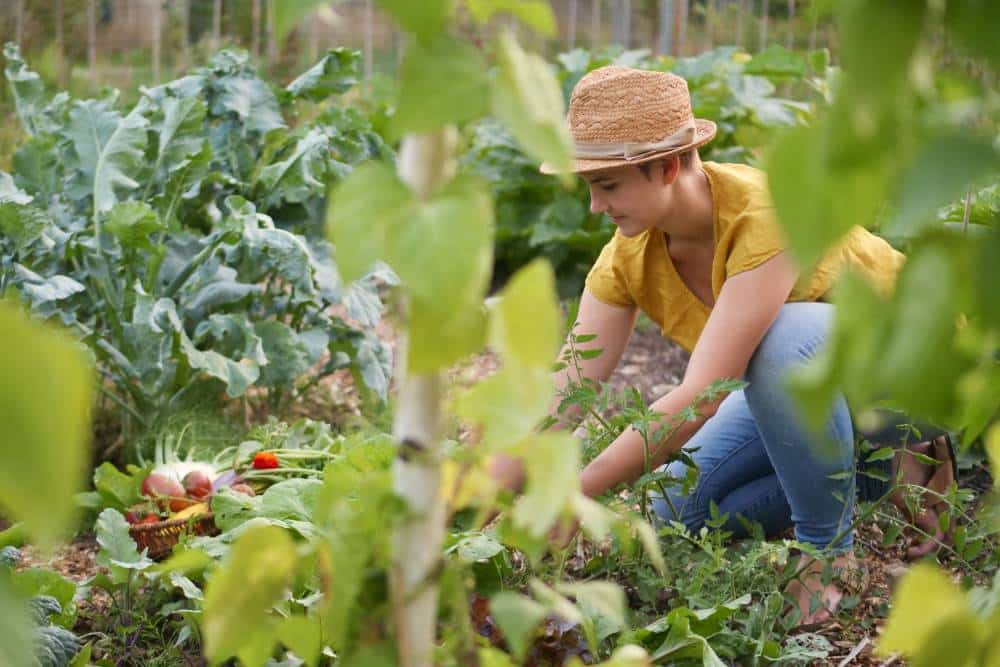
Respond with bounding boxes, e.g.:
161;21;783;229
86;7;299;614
898;434;957;560
781;552;871;629
855;411;958;560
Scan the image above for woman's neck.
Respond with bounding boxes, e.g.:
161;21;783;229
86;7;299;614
655;164;715;246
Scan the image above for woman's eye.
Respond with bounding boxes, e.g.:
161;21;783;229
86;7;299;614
601;184;617;192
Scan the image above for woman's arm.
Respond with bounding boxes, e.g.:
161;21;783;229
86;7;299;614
491;288;638;491
580;252;798;498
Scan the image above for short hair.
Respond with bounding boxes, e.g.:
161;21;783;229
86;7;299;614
637;149;696;179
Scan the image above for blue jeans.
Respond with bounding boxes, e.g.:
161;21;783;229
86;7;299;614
650;302;873;553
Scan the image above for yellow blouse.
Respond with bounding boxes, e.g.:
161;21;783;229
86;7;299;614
584;161;906;353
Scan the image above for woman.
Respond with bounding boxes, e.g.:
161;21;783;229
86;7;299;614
491;65;956;625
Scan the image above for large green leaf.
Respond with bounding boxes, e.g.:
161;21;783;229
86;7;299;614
277;614;322;667
489;592;547;661
511;433;580;537
0;576;33;667
453;364;553;451
945;0;1000;64
492;31;572;178
877;563;979;659
104;201;164;251
211;62;286;136
877;243;972;422
398;176;494;372
466;0;557;36
0;202;50;254
377;0;456;41
765;123;890;268
491;259;561;368
144;95;207;184
65;100;149;216
327;161;412;283
152;141;211;227
202;524;298;664
2;43;45;136
391;36;490;138
94;509;154;584
0;302;92;548
884;133;999;240
257;127;331;208
285;48;360;102
330;167;493;371
254;321;312;387
838;0;927;101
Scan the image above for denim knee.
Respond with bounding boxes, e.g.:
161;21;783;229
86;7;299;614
745;302;834;400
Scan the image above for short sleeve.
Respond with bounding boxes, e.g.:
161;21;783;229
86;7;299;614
584;234;634;307
723;208;788;277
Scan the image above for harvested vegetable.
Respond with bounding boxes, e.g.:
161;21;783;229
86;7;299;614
182;470;213;501
252;452;280;470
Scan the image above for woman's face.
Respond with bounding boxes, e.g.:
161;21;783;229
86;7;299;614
583;162;671;237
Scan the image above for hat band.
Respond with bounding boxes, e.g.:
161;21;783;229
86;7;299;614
573;118;696;162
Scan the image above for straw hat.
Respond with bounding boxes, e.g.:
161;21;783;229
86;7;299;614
540;66;716;175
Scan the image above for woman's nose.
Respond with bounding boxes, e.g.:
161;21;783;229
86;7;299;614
589;187;607;214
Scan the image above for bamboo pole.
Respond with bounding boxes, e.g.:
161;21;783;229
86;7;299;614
364;0;374;80
671;0;683;55
568;0;578;50
266;0;277;68
15;0;24;46
658;0;672;55
735;0;745;48
180;0;190;69
252;0;261;60
152;0;161;84
212;0;222;52
786;0;795;49
55;0;66;85
759;0;769;51
390;128;456;667
88;0;98;91
590;0;601;49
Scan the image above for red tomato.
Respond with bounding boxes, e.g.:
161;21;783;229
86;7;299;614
182;471;213;500
252;452;280;470
138;514;161;525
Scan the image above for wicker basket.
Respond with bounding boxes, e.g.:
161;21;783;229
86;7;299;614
129;512;219;560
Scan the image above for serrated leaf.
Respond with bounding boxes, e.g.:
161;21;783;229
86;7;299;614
95;509;153;581
259;479;323;523
0;203;50;254
254;320;312;387
104;201;163;251
0;303;92;548
202;524;298;664
492;31;572;178
286;48;360;102
144;95;207;182
391;36;489;138
257;127;331;209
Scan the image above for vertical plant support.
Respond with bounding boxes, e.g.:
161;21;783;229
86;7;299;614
151;0;161;84
252;0;261;60
591;0;601;49
87;0;97;91
389;130;455;667
212;0;222;52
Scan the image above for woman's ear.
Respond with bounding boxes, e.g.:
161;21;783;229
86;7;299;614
660;156;682;186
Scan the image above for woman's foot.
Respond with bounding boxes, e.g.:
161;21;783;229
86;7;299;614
889;436;956;559
783;553;863;627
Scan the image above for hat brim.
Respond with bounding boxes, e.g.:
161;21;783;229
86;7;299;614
539;119;717;175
